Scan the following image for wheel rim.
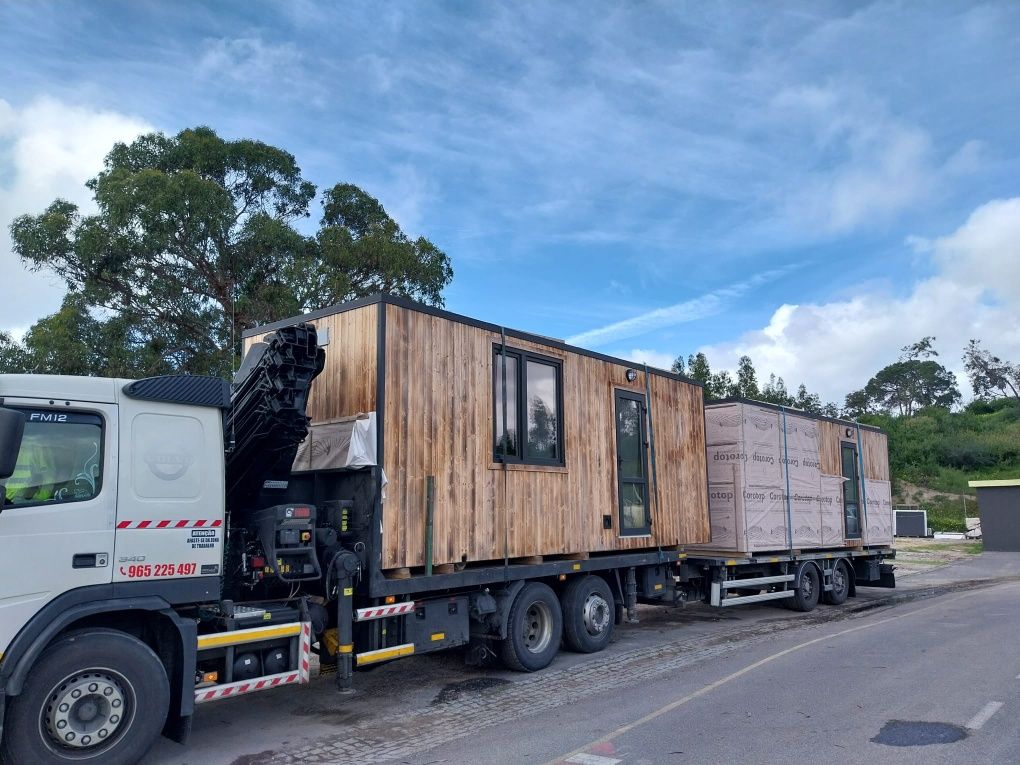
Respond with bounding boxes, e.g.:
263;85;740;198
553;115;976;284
800;571;815;600
833;564;847;596
40;669;133;757
581;593;611;637
522;600;554;654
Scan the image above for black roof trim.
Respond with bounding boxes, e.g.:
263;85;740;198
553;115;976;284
123;376;232;410
708;396;885;434
242;293;703;388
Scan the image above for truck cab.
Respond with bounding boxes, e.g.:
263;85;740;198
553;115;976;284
0;374;228;764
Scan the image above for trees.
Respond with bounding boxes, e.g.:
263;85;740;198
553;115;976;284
860;360;960;416
842;388;871;419
794;383;823;414
672;352;738;399
10;127;452;377
0;332;27;374
673;352;830;408
963;339;1020;400
846;337;961;417
759;374;793;407
734;355;760;399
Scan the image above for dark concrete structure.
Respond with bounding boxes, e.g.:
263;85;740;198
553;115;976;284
969;479;1020;552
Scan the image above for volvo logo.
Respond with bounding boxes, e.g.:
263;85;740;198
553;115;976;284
144;450;192;481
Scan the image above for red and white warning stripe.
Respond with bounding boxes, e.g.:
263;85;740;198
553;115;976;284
194;670;301;703
299;622;311;683
194;621;312;704
355;601;416;621
117;519;223;530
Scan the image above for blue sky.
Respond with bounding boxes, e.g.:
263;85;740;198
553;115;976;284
1;1;1018;400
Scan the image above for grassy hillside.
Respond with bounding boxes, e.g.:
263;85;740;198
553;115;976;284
860;398;1020;531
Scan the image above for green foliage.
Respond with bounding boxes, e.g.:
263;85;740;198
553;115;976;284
9;126;453;377
862;359;960;416
846;338;961;417
0;332;28;373
759;373;793;406
673;352;831;411
923;495;970;533
877;398;1020;494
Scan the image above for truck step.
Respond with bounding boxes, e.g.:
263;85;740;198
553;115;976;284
716;590;794;607
719;574;794;589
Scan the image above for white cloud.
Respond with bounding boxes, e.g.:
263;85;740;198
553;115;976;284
0;97;153;331
197;37;314;100
565;264;803;348
367;164;436;237
618;348;677;373
770;85;983;233
698;198;1020;402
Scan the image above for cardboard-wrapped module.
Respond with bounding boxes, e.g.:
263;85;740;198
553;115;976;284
693;400;892;554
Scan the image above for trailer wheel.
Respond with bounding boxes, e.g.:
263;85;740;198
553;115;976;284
788;563;820;613
0;629;169;765
561;576;614;653
823;559;851;606
500;582;563;672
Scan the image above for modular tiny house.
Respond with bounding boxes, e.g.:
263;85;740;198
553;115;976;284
695;399;892;554
243;294;711;576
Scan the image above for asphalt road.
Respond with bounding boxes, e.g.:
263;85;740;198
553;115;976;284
411;580;1020;765
144;553;1020;765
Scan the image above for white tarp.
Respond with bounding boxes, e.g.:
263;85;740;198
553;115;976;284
293;413;378;471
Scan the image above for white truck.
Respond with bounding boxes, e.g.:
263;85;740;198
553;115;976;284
0;321;895;764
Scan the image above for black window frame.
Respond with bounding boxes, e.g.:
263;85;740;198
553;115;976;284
492;345;565;467
840;440;862;540
0;408;106;510
614;389;651;536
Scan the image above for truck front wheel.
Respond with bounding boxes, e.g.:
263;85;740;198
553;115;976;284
1;629;170;765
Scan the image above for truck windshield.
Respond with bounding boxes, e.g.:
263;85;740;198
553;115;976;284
0;412;103;507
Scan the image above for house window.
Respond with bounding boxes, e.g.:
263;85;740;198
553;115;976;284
493;346;564;466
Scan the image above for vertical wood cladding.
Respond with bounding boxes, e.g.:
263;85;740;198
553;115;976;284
817;420;889;481
380;303;710;570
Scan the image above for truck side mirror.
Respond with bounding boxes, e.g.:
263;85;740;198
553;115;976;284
0;407;26;480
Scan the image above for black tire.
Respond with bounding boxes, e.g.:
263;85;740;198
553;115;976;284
1;629;170;765
500;582;563;672
788;563;821;613
561;575;614;653
823;559;851;606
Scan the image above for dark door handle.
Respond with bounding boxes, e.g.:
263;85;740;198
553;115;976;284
72;553;109;569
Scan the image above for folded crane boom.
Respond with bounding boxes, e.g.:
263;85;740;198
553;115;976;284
224;322;324;515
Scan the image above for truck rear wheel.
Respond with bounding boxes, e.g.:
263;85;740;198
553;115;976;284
562;575;614;653
823;559;851;606
788;563;820;613
1;629;169;765
500;582;563;672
